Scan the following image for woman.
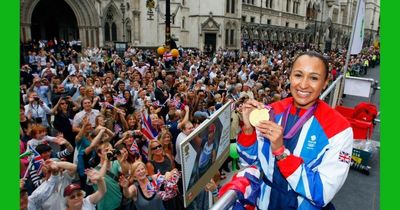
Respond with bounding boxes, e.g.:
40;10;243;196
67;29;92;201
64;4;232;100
119;161;165;210
85;87;101;110
63;167;107;210
74;118;108;194
122;90;134;115
146;140;175;175
52;97;79;147
230;51;353;209
157;131;174;159
146;140;183;210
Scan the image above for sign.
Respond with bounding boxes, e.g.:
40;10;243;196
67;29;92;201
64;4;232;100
344;77;372;98
180;101;232;207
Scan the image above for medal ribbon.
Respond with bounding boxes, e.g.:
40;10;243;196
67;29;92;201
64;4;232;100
281;102;318;140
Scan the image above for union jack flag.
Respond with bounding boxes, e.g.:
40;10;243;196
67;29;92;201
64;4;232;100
140;112;158;140
339;151;351;164
219;166;261;210
28;145;44;177
129;138;140;155
113;96;127;105
163;52;173;62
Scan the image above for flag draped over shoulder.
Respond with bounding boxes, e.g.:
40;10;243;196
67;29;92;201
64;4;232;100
350;0;366;55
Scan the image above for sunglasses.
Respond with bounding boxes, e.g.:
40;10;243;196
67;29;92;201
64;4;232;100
151;145;162;150
68;191;83;200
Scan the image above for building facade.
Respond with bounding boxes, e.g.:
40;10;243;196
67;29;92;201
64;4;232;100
20;0;379;50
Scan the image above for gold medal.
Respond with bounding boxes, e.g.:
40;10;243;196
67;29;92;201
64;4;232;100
249;109;270;127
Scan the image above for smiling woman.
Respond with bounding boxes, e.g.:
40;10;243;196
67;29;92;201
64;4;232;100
289;52;329;109
222;51;354;210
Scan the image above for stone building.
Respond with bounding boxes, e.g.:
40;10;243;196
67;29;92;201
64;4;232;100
20;0;379;50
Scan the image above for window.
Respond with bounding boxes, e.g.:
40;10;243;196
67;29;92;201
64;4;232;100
182;0;185;5
251;0;254;5
293;1;296;13
105;23;110;41
226;0;230;13
269;0;273;8
286;22;289;27
231;0;235;13
242;16;246;22
225;29;229;46
111;23;117;41
172;16;175;24
230;29;234;45
286;0;290;12
267;19;271;24
250;17;255;23
295;23;298;28
182;17;185;29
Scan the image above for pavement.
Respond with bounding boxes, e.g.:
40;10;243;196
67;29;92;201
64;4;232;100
217;64;381;210
332;64;380;210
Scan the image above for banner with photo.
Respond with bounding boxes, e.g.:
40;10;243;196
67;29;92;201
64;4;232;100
180;101;232;208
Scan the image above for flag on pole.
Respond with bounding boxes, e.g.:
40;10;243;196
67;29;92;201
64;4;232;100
350;0;366;55
28;145;44;176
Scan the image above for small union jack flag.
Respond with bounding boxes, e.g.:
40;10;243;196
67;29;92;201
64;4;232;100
28;145;44;176
339;151;351;164
129;138;140;155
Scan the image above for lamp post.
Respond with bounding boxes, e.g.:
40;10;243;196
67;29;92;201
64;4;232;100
318;0;325;50
165;0;171;49
370;7;376;46
120;3;126;42
314;5;320;46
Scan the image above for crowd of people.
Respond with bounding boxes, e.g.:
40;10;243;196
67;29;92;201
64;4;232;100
19;38;379;210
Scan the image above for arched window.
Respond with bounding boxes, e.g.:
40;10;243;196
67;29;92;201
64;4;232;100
105;23;110;41
112;22;117;41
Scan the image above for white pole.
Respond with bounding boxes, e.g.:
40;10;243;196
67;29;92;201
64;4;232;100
338;0;363;103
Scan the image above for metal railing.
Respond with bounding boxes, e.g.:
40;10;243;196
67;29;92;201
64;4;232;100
209;190;237;210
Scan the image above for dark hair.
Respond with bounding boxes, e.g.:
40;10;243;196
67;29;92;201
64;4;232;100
291;51;329;80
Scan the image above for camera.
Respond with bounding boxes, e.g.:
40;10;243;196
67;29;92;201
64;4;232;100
34;96;40;102
106;148;121;161
34;117;42;124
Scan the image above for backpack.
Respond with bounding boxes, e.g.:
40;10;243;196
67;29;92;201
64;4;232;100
353;102;378;123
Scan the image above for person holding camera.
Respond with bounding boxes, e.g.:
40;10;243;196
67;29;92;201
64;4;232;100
93;142;129;210
51;81;78;106
28;77;51;107
24;91;52;128
75;118;107;195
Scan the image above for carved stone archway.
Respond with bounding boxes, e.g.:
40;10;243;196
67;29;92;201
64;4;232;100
21;0;100;47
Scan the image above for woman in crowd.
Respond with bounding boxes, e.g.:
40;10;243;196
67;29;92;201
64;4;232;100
157;131;174;159
63;165;107;210
119;161;165;210
52;96;79;147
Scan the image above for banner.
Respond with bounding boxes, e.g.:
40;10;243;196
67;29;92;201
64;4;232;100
350;0;366;55
180;101;232;208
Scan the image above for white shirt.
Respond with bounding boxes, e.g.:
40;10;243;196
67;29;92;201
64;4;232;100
28;175;60;210
73;109;100;128
175;132;188;165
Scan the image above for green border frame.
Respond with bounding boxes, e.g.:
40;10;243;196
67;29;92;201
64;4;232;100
381;1;395;210
1;0;19;209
